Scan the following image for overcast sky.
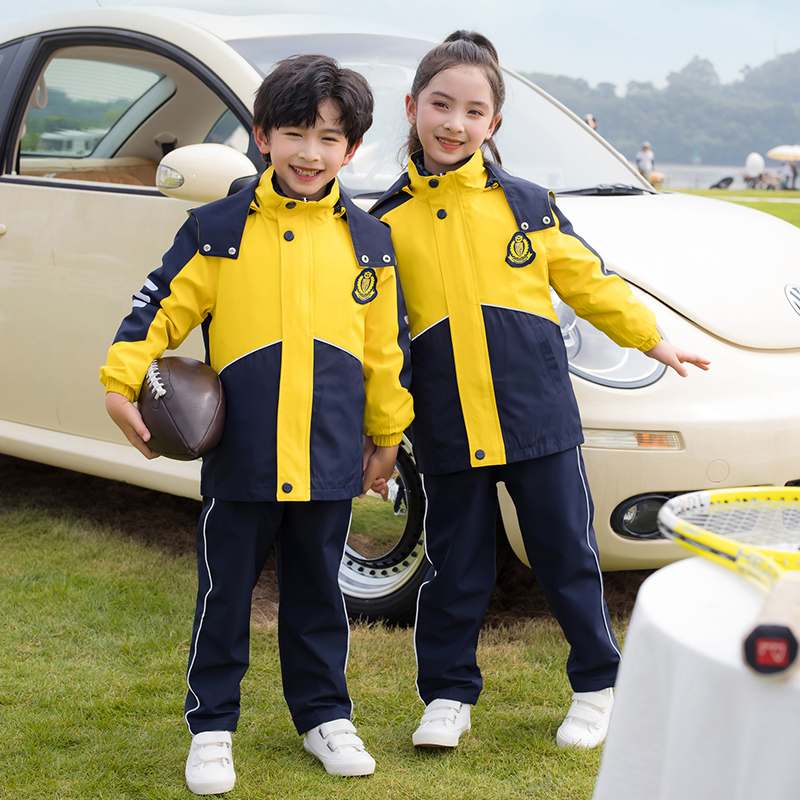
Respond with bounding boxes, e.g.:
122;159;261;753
8;0;800;92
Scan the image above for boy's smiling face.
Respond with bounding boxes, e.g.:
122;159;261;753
254;99;360;202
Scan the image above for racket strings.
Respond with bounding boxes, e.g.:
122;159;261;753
680;500;800;549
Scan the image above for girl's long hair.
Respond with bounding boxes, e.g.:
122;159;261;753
405;30;506;166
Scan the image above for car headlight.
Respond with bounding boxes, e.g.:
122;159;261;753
551;289;667;388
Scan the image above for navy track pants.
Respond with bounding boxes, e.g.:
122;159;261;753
415;447;620;705
184;497;353;735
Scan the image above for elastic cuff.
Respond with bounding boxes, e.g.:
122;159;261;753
638;331;662;352
369;432;403;448
103;379;137;402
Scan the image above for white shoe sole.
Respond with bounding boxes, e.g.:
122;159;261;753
555;730;608;749
185;773;236;795
302;738;376;776
412;725;470;748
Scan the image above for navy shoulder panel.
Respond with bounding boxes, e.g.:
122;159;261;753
484;162;555;233
339;189;396;268
368;172;412;219
189;177;259;259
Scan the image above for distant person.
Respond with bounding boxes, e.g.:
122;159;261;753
792;162;798;190
585;113;597;130
779;161;792;189
635;141;655;180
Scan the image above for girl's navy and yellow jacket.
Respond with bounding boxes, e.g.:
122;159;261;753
371;151;659;476
101;169;414;503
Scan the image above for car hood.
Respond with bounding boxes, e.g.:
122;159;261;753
556;192;800;349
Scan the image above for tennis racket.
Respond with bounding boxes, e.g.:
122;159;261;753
657;487;800;678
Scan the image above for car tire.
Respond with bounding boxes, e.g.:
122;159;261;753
340;441;429;625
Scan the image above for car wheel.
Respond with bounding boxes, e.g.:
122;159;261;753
340;441;429;625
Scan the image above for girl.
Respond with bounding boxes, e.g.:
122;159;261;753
371;31;709;750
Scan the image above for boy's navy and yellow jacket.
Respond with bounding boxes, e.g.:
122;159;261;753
371;151;660;476
100;168;413;502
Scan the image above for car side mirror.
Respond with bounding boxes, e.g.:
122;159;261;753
156;143;258;202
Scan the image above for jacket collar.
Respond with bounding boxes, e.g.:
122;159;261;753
372;149;556;235
254;166;342;216
189;167;394;268
407;149;492;198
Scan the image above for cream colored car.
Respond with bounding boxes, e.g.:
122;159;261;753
1;8;798;623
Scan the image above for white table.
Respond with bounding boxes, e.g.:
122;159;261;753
593;557;800;800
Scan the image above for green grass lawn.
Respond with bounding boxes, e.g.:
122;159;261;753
670;187;800;227
0;504;612;800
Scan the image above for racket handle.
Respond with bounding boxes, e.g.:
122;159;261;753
743;578;800;678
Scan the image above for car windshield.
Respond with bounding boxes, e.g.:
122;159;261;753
227;33;643;196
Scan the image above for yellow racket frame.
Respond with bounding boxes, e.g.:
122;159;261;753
657;486;800;590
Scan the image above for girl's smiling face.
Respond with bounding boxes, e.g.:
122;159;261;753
406;65;501;175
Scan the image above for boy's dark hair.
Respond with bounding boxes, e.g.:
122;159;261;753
405;31;506;166
253;54;373;164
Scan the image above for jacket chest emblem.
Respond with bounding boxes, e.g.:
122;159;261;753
353;268;378;304
506;231;536;267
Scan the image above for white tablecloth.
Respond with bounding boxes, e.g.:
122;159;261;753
593;557;800;800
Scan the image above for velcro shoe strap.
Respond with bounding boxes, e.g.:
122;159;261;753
566;705;603;726
318;720;365;752
421;699;462;724
196;744;231;763
566;693;610;726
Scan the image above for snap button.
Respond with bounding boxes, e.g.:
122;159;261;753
282;482;293;493
543;215;551;225
202;244;211;252
520;222;529;231
228;247;236;255
382;254;391;263
429;178;439;188
284;231;294;241
286;201;296;209
361;254;370;263
437;209;447;219
475;450;485;460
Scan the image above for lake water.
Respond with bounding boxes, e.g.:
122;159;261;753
654;163;749;190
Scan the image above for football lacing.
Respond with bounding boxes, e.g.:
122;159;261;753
145;360;167;398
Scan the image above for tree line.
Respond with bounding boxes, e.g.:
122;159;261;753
519;50;800;166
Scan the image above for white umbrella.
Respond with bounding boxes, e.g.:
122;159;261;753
766;144;800;161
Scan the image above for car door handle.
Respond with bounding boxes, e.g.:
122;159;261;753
0;221;6;235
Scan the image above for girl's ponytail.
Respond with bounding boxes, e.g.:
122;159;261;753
442;30;500;64
404;30;506;166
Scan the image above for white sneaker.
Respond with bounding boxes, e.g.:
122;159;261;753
556;688;614;749
185;730;236;795
303;719;376;776
412;698;471;748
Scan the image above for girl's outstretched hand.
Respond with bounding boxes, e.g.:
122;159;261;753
644;340;711;377
105;391;160;459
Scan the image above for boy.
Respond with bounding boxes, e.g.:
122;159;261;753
100;55;413;795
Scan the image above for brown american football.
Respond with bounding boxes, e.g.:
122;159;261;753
138;357;225;460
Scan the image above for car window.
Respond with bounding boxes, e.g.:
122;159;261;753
227;33;641;195
20;57;164;158
205;109;250;152
14;44;251;187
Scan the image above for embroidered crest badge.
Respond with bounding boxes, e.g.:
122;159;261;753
505;231;535;267
353;268;378;304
